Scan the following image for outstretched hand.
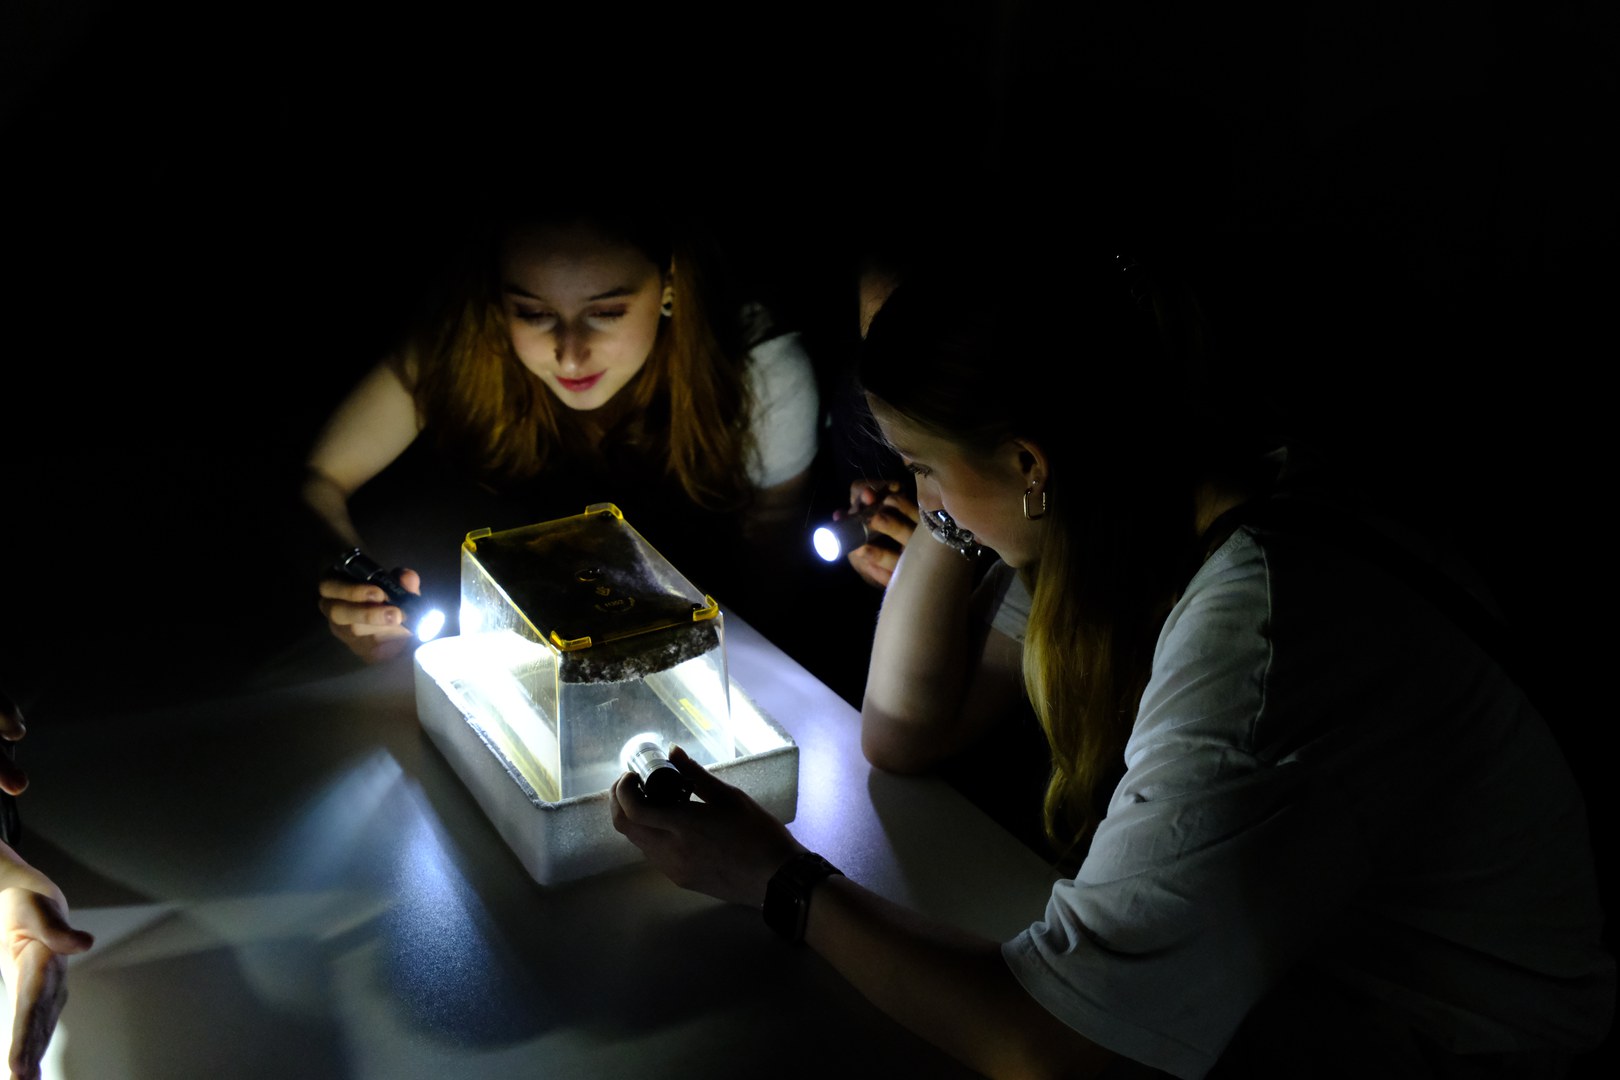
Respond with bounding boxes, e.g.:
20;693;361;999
844;479;921;590
316;567;422;663
610;747;803;908
2;848;93;1080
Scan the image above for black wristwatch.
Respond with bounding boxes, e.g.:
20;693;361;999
763;851;842;944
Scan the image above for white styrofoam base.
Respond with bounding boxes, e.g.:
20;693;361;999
413;636;799;886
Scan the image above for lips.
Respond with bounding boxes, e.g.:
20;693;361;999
555;372;605;393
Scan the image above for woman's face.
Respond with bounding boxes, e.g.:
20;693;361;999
870;397;1046;568
500;220;667;412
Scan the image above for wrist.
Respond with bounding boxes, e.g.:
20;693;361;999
920;509;983;561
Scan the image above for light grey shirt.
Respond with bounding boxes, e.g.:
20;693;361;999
1002;525;1614;1077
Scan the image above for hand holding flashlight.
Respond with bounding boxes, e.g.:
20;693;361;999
811;480;920;589
318;550;445;663
620;734;693;805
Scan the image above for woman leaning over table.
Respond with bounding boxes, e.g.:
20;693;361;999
610;236;1614;1078
303;186;820;662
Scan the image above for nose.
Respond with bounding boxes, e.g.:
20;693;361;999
554;324;589;372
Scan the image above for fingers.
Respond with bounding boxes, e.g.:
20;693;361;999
666;745;736;805
611;756;717;831
324;605;406;632
320;597;408;632
609;774;662;846
847;545;898;589
0;753;25;798
317;576;391;604
848;498;913;582
863;505;918;547
0;694;27;798
847;478;905;513
393;568;422;596
317;575;414;662
607;759;798;905
0;692;22;742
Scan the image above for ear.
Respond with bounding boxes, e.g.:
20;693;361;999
1012;438;1051;494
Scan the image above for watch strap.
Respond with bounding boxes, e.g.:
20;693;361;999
763;851;842;944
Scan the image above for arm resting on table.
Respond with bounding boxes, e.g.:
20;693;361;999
861;535;1026;773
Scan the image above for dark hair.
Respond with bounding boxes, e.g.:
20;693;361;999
858;242;1228;856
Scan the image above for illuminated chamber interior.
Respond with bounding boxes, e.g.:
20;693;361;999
440;623;735;801
413;504;798;885
449;504;736;800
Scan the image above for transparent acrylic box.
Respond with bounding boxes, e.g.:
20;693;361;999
413;503;798;885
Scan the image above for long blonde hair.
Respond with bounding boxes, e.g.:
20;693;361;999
405;208;756;512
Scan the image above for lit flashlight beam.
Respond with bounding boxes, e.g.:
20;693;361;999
811;508;875;563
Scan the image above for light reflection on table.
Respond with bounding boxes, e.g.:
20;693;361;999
24;612;1060;1079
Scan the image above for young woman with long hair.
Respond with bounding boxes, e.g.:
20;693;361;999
305;199;820;662
609;239;1613;1077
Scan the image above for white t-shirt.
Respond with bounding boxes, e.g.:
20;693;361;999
1002;524;1614;1077
743;330;819;489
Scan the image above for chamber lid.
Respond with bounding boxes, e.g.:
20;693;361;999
463;503;719;652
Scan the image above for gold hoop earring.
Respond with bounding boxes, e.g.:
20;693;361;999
1023;485;1047;521
660;286;675;318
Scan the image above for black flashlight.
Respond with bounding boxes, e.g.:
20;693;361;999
334;548;447;641
811;507;875;563
620;734;692;805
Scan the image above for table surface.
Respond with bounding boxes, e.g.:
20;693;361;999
21;612;1062;1080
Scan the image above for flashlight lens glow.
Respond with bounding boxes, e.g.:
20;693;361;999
416;609;447;642
812;526;843;562
811;515;869;562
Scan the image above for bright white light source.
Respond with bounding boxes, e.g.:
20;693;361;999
812;526;842;562
415;608;447;641
811;516;869;562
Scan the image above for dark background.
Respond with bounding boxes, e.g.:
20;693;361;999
2;0;1614;1069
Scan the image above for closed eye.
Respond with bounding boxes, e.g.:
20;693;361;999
513;308;557;328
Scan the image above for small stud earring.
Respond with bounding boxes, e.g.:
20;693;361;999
1023;485;1047;521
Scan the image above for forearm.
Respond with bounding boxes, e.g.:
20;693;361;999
805;875;1113;1079
860;536;984;770
300;357;421;563
300;467;364;555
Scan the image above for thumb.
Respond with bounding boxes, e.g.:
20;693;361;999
393;568;423;597
668;745;733;803
23;895;95;955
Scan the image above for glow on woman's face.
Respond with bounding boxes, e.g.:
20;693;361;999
500;220;667;412
870;397;1043;568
